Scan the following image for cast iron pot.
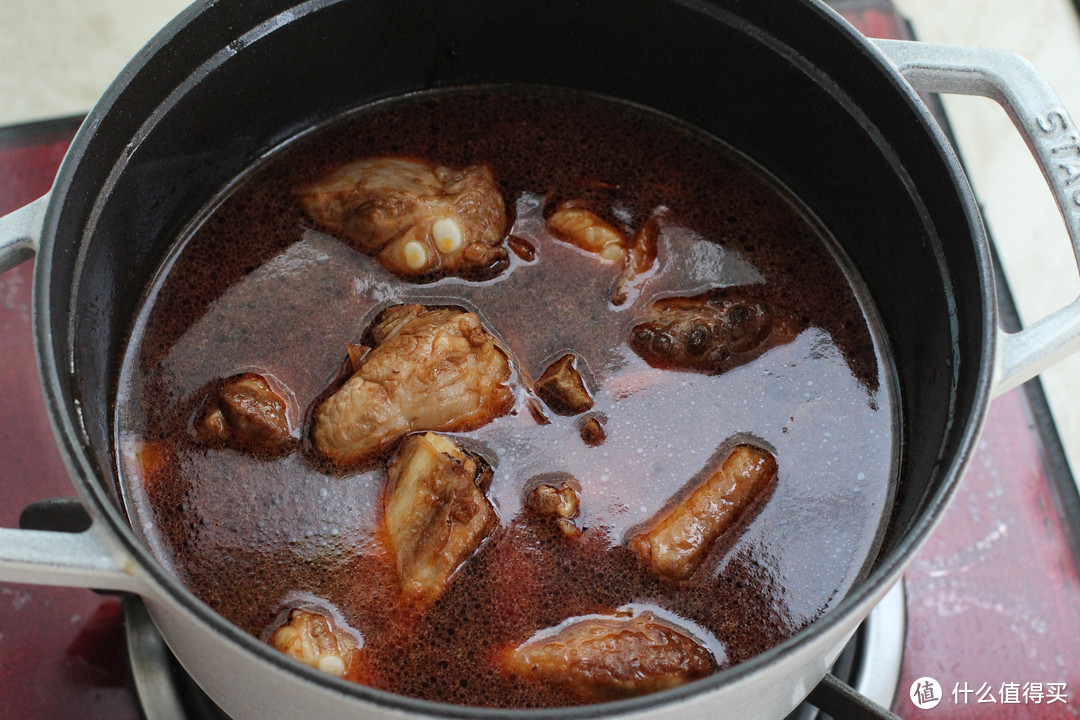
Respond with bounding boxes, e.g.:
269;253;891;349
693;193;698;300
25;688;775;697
2;1;1080;718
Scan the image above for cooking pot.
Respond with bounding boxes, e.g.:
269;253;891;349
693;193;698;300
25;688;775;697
2;1;1080;718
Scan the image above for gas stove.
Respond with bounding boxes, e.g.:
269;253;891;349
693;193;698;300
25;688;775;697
1;3;1079;719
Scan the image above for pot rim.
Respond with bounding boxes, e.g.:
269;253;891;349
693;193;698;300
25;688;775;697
31;0;997;715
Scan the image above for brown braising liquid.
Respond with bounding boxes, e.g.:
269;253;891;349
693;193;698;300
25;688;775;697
114;88;898;708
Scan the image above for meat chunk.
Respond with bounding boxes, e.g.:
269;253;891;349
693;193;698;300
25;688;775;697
547;203;625;262
298;157;508;278
507;234;537;262
612;211;662;306
501;609;716;698
629;444;778;580
270;608;362;678
547;201;663;305
384;432;497;603
312;305;514;468
526;477;582;537
535;354;593;416
578;414;607;447
630;287;800;375
194;373;294;455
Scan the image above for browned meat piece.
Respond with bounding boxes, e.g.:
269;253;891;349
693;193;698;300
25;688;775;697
526;477;582;537
630;287;800;375
527;397;552;426
629;444;778;580
194;373;294;455
384;432;497;603
297;157;508;278
547;202;625;262
345;342;370;372
578;414;607;447
612;211;662;306
535;354;593;416
311;305;514;468
368;303;425;345
507;234;537;262
270;608;362;678
501;609;716;698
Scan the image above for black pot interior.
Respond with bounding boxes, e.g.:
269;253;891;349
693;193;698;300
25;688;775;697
49;0;985;639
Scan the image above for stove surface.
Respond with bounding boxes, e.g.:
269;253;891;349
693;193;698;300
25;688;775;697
1;3;1079;719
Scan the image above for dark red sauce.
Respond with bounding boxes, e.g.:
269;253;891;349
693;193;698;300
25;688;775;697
114;87;897;707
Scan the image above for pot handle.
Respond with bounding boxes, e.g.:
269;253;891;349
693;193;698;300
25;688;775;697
0;473;146;595
0;526;146;594
872;39;1080;396
0;195;47;274
1;197;148;594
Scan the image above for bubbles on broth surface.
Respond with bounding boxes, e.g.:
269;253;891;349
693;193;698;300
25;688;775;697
115;86;897;707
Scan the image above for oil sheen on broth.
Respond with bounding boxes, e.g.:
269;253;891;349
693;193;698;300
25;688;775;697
115;87;897;707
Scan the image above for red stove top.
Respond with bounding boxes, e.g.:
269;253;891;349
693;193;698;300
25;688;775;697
1;5;1079;719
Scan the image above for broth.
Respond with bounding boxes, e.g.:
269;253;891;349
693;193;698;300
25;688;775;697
115;87;898;707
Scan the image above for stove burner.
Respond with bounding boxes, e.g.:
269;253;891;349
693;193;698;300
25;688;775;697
123;582;905;720
124;601;229;719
